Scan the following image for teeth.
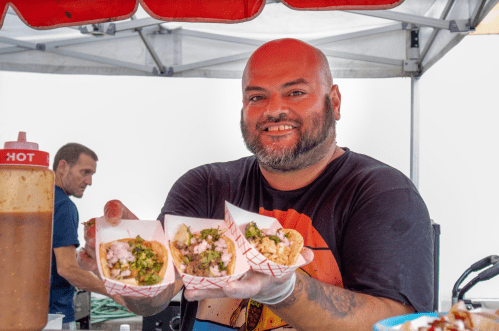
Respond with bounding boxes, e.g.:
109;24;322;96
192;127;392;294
267;125;293;132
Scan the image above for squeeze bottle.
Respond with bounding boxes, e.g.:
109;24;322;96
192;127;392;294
0;132;55;331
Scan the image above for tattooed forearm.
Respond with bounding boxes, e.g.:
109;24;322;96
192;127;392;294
272;272;364;319
271;275;304;309
264;273;411;331
306;279;360;318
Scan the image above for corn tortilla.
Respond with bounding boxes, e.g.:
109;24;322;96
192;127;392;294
99;238;168;286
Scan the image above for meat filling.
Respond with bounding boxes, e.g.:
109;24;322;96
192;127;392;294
176;229;232;277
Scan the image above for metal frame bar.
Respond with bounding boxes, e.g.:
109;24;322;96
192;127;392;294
347;9;460;30
106;17;165;34
172;51;253;73
321;49;403;66
0;36;37;49
42;34;133;48
420;0;457;65
309;23;404;45
48;48;156;73
471;0;489;27
0;46;23;54
177;29;265;46
130;15;166;75
0;35;155;73
410;75;420;189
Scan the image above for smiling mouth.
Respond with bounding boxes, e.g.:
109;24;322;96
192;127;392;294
264;125;295;132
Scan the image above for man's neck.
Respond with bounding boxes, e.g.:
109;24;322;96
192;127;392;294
54;178;69;195
259;145;345;191
54;176;63;189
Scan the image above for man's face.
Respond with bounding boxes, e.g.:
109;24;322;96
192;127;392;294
240;42;339;172
241;95;335;172
60;153;96;198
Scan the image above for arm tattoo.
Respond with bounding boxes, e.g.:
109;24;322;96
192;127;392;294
273;274;363;318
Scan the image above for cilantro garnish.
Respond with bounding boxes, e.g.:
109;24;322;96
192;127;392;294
245;222;262;240
267;235;281;244
200;228;221;242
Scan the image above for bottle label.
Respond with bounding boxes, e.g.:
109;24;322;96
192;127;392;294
0;149;50;167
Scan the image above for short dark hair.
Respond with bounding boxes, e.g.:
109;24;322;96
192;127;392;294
53;143;98;171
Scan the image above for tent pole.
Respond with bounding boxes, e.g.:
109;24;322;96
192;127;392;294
410;75;420;189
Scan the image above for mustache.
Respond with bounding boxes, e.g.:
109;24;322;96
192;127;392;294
255;113;302;130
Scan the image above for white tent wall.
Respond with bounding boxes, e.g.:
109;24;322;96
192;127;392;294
419;34;499;310
1;0;499;314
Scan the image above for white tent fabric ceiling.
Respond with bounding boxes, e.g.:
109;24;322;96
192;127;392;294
0;0;497;79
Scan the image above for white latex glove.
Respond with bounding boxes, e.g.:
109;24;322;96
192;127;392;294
184;270;297;305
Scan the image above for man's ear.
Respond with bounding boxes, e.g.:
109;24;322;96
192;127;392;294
330;84;341;121
56;159;69;175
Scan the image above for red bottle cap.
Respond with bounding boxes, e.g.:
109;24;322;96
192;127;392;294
0;132;50;167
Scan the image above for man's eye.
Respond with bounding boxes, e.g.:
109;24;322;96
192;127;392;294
249;95;264;102
289;90;304;96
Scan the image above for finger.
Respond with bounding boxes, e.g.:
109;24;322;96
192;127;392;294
104;200;124;225
84;242;96;260
84;235;95;249
184;288;227;301
77;249;97;272
223;275;263;299
104;200;139;225
83;218;96;242
111;295;128;310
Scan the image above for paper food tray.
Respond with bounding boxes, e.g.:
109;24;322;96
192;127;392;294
165;215;250;290
224;202;314;278
95;217;175;297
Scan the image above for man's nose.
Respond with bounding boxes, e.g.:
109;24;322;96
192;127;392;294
85;176;93;186
264;94;289;118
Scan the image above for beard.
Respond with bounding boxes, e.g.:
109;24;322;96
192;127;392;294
241;95;336;172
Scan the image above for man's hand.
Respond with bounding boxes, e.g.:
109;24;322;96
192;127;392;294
110;295;128;309
184;270;296;305
77;200;138;272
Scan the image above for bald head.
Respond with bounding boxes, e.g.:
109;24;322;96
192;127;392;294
242;39;332;90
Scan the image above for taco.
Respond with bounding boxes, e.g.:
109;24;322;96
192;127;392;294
99;235;168;286
244;221;304;266
170;224;236;277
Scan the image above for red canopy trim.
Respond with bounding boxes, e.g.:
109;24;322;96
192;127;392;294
0;0;405;30
282;0;405;10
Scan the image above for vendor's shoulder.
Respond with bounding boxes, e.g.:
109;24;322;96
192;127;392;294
342;149;413;186
188;156;257;175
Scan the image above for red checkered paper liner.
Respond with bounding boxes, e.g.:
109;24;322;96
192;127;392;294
95;217;175;297
164;215;250;290
224;202;314;278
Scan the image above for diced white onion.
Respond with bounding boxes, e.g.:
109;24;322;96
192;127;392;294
210;265;221;276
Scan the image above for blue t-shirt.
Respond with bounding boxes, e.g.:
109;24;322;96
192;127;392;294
49;186;80;323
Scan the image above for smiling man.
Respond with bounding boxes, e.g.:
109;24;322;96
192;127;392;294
51;143;118;330
79;38;434;331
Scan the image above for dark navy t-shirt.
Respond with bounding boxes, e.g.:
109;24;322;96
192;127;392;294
159;148;434;331
49;186;80;323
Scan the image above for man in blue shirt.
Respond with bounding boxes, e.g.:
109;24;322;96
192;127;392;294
51;143;117;330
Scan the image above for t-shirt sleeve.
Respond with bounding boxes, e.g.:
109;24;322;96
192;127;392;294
157;166;212;224
340;177;434;312
53;199;80;249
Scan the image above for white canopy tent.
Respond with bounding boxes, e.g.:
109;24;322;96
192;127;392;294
1;0;497;190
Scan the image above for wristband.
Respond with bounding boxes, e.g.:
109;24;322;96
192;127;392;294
252;273;297;305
